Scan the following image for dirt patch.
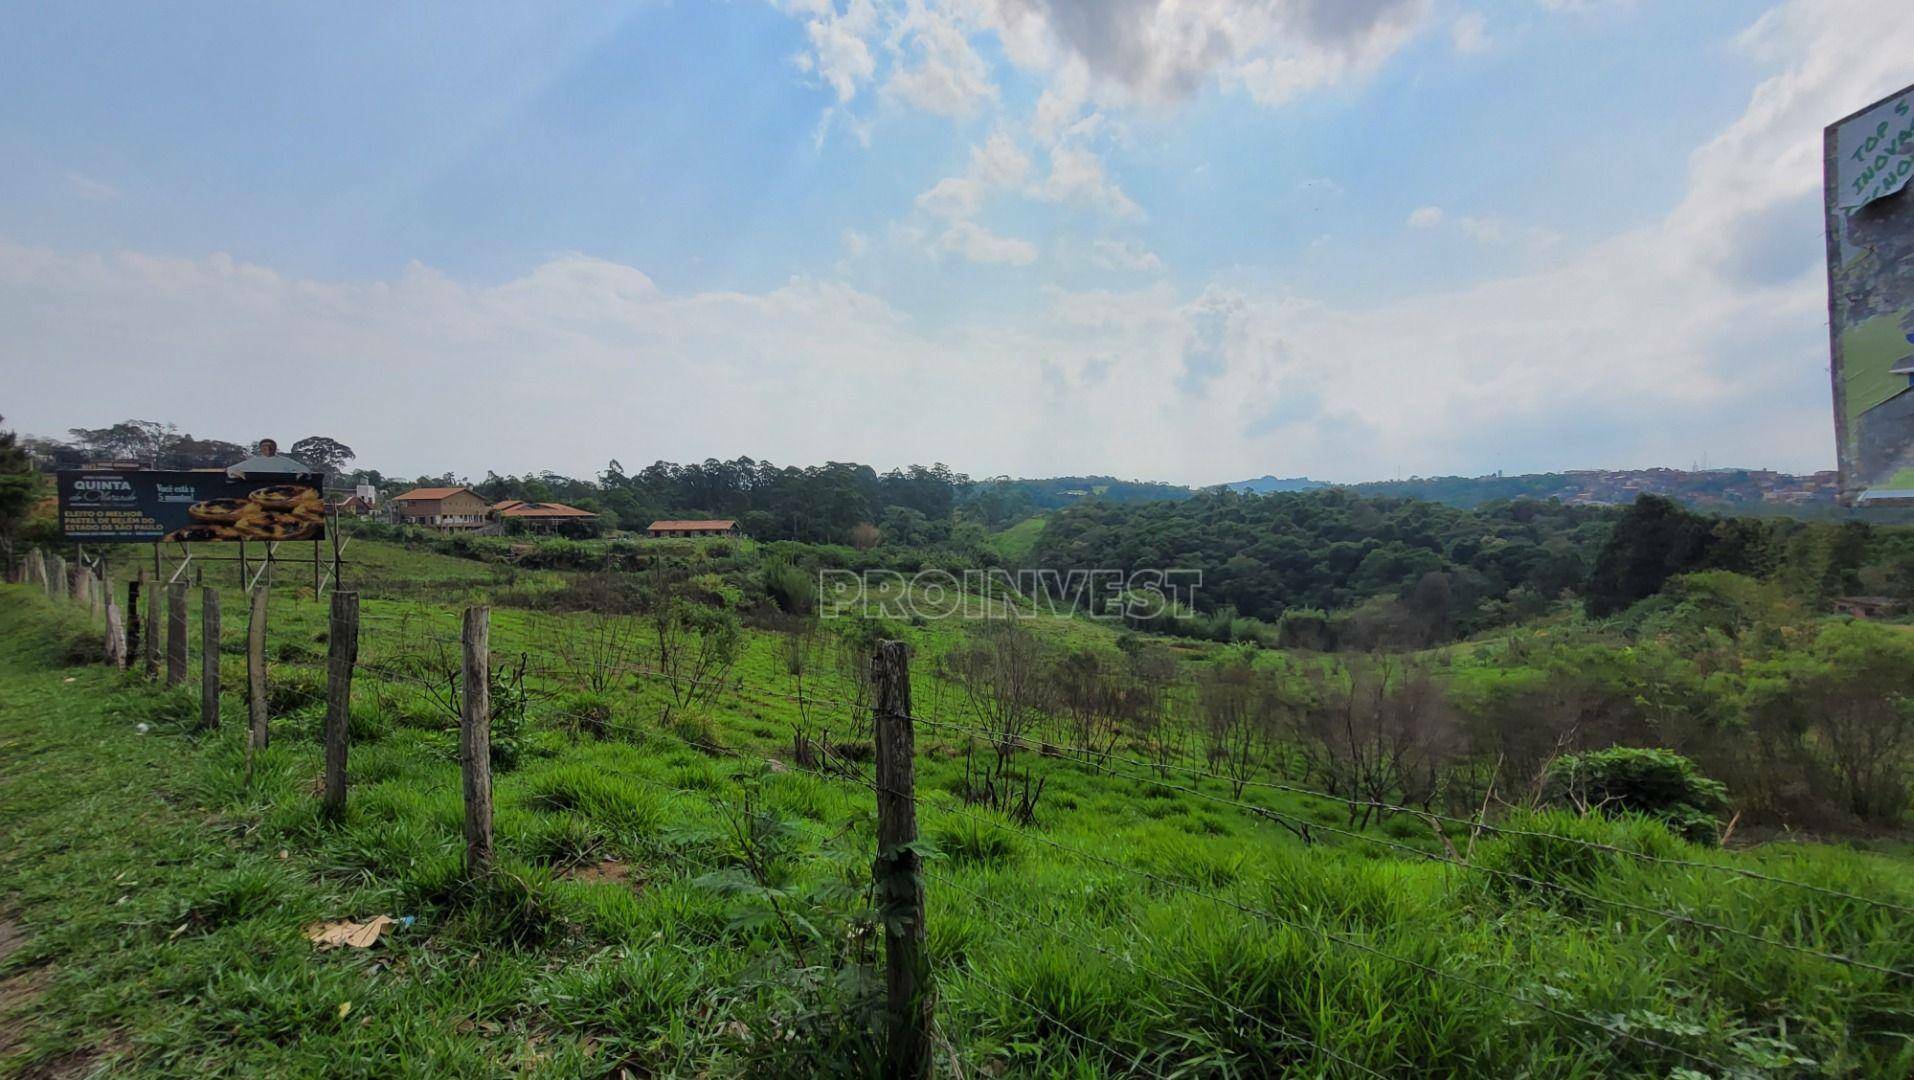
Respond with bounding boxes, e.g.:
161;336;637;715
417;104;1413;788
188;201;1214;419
14;1030;133;1079
0;918;25;966
565;859;643;889
0;916;49;1061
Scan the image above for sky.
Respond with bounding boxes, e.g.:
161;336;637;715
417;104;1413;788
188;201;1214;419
2;0;1910;485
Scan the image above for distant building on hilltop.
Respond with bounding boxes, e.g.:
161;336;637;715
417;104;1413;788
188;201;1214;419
1832;596;1906;619
647;518;739;538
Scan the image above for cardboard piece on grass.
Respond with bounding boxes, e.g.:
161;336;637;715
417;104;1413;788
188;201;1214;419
306;916;396;950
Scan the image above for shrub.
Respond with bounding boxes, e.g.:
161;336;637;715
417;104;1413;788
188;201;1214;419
266;665;328;715
1473;808;1681;900
762;558;814;616
1543;747;1728;843
556;690;615;740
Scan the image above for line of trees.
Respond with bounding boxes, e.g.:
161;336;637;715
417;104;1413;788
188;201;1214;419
23;420;356;476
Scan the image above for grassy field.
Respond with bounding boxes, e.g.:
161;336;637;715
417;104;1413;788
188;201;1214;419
985;517;1046;563
3;542;1913;1077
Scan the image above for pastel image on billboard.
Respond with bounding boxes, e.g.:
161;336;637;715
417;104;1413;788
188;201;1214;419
1825;82;1914;504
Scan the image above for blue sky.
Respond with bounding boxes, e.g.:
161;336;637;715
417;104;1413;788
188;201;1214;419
2;0;1907;483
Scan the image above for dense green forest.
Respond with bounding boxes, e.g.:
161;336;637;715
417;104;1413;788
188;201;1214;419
1029;491;1914;648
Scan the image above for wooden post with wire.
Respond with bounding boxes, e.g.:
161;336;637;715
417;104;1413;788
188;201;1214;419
247;586;270;773
166;582;188;687
143;571;161;677
872;639;931;1080
322;591;358;820
460;606;494;878
200;587;220;728
125;576;142;664
104;596;126;669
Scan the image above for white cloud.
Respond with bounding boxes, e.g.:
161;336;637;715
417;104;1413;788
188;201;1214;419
0;243;1083;476
1090;238;1163;272
937;220;1039;264
65;173;121;201
841;228;870;258
912;131;1029;227
988;0;1432;109
1537;0;1634;11
1457;215;1561;253
1225;0;1431;107
1409;205;1560;252
1035;143;1141;218
785;0;881;102
779;0;1434;122
882;3;997;116
914;176;984;218
969;129;1031;187
1450;12;1490;54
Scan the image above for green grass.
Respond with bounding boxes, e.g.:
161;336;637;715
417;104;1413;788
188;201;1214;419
3;573;1913;1077
986;517;1046;562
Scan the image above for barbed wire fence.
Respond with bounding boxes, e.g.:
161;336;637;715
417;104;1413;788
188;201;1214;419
20;564;1914;1076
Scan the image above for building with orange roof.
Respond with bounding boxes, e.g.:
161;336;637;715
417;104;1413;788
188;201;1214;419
646;518;738;538
388;486;490;530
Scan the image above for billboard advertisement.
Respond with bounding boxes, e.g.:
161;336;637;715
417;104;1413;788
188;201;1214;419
1825;81;1914;504
58;471;326;543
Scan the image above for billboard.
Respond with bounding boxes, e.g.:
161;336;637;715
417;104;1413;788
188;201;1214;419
58;471;326;543
1826;81;1914;504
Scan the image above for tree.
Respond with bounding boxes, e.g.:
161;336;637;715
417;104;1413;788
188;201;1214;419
1047;647;1121;761
1197;653;1275;797
1747;621;1914;825
879;506;933;547
0;417;37;558
1293;657;1458;827
66;420;176;466
1583;495;1718;617
162;436;248;469
645;561;740;730
946;622;1046;820
289;436;356;475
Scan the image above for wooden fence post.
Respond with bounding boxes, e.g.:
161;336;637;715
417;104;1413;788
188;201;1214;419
126;576;143;667
166;582;188;687
247;586;270;764
200;587;221;729
322;591;358;820
872;639;931;1080
460;606;494;878
105;598;126;669
47;553;65;601
143;571;161;678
